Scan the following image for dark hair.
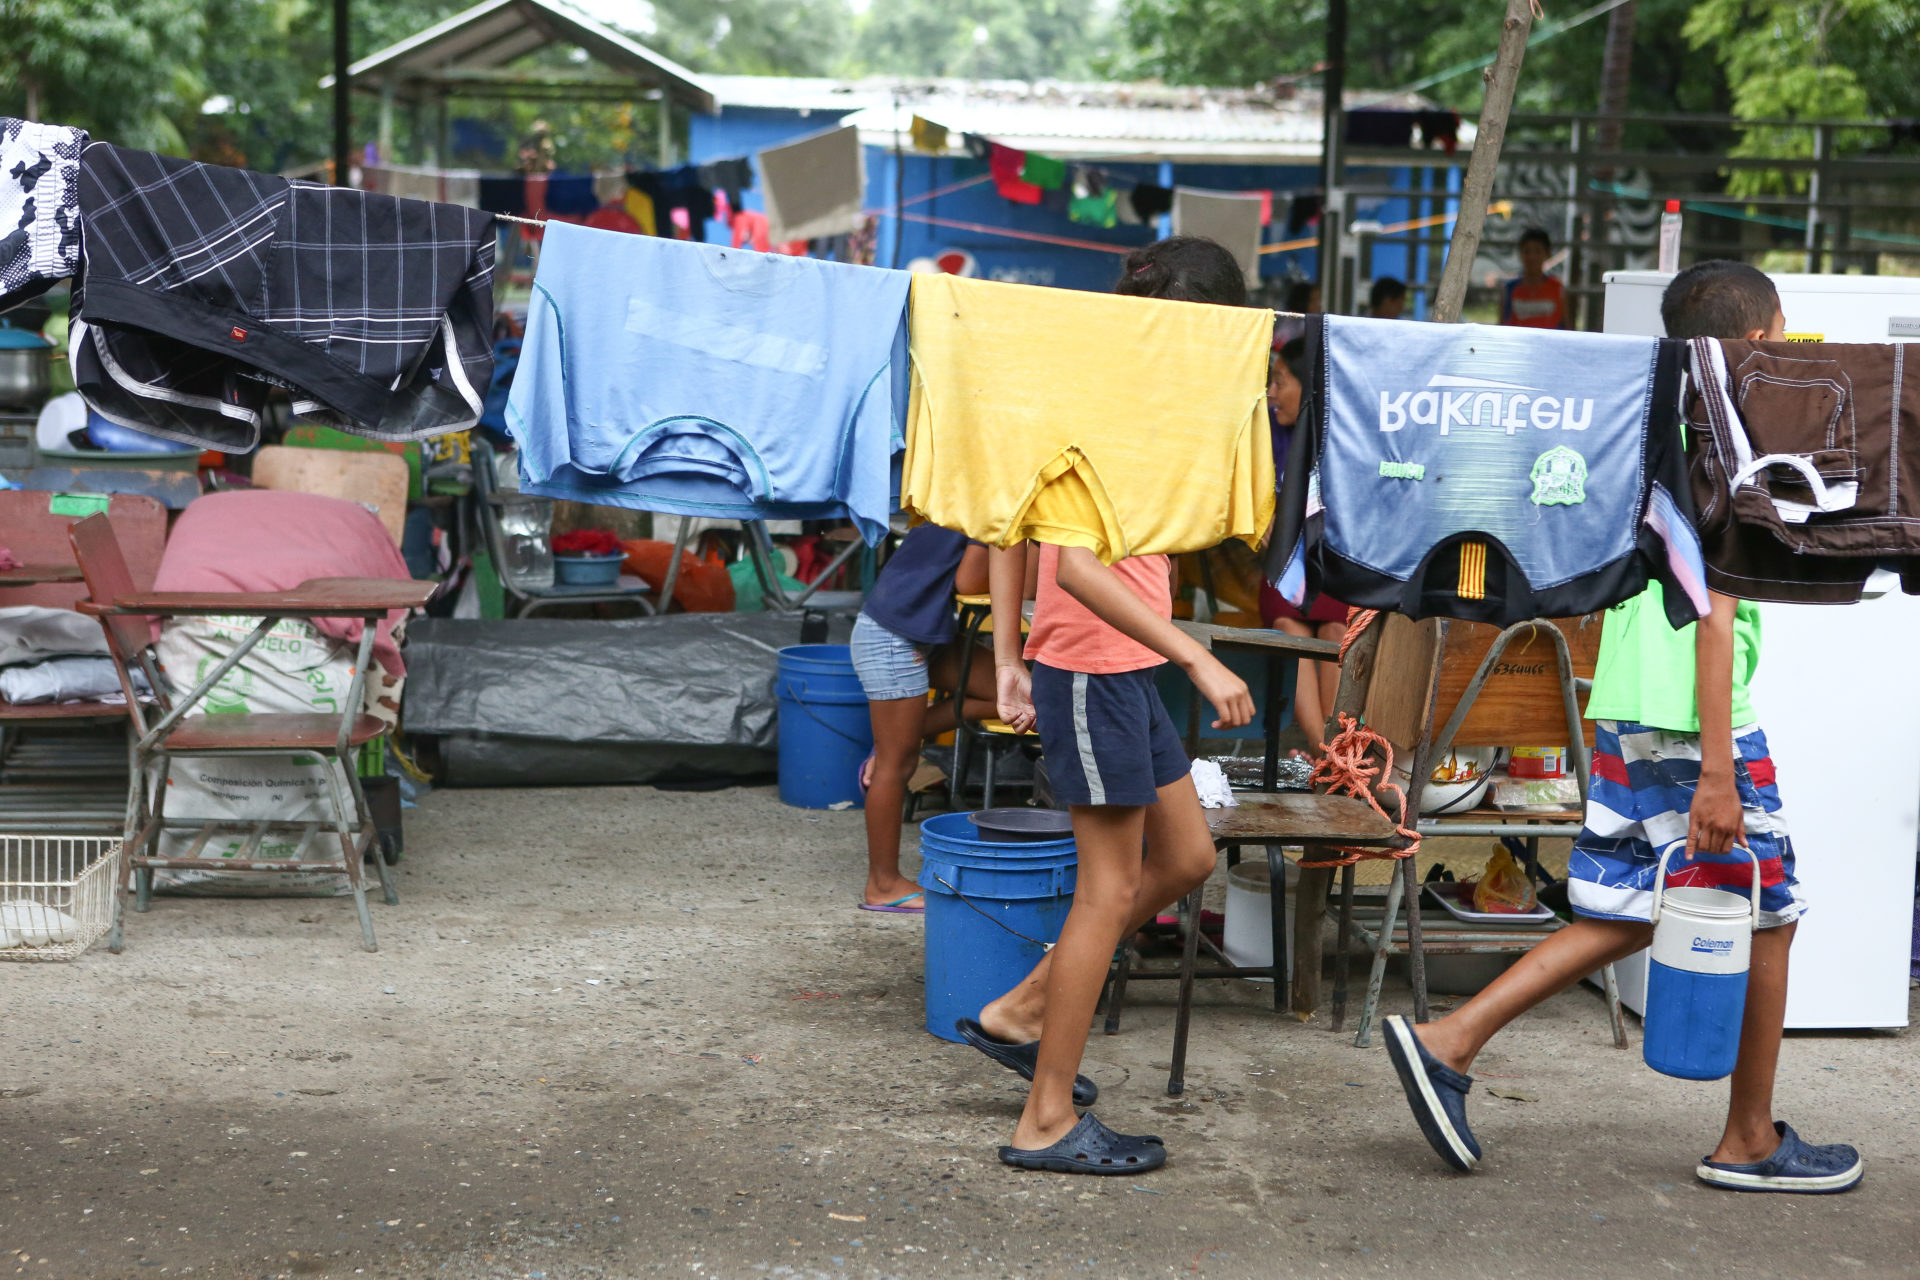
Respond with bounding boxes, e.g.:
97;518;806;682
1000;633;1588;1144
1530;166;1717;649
1278;336;1309;386
1115;236;1248;306
1369;276;1407;308
1518;227;1552;252
1661;260;1781;340
1283;279;1319;314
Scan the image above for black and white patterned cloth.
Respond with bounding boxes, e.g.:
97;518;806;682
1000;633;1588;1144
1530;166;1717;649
74;141;495;452
0;118;87;312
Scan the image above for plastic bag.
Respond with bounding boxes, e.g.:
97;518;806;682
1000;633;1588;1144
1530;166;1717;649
1471;845;1538;914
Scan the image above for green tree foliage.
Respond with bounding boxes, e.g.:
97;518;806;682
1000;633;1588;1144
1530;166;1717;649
1683;0;1920;192
854;0;1114;80
0;0;208;152
651;0;855;76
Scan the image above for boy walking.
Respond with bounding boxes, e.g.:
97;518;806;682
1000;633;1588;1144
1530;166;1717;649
1385;260;1862;1194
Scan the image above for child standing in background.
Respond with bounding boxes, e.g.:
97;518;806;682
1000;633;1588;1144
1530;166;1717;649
849;526;999;912
958;238;1258;1175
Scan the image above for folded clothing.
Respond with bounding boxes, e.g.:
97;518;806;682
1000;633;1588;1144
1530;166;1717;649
0;117;87;311
73;141;496;452
1271;315;1706;628
508;222;909;544
0;655;148;705
0;605;110;667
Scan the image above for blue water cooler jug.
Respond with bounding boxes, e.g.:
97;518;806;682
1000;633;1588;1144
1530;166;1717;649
1642;841;1762;1081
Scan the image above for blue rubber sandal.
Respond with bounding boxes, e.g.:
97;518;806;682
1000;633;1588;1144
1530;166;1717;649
955;1019;1097;1107
999;1112;1166;1175
1697;1122;1863;1194
1383;1015;1481;1172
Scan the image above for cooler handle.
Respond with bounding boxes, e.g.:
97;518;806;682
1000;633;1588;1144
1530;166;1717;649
1650;839;1761;932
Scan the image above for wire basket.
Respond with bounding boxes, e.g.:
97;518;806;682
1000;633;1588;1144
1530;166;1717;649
0;836;119;961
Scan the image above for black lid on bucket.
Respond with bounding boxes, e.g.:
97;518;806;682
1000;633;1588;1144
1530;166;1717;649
968;808;1074;843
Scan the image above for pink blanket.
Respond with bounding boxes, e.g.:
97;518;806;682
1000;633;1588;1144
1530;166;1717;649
155;490;415;676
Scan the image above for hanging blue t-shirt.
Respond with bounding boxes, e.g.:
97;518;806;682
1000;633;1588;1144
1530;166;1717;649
506;222;910;543
861;524;973;645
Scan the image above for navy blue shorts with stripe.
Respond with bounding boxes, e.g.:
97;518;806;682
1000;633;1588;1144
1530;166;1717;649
1031;661;1189;807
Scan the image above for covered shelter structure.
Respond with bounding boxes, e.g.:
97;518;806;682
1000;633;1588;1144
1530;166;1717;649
321;0;718;168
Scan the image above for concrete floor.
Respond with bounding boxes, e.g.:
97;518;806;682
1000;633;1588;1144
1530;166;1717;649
4;784;1917;1280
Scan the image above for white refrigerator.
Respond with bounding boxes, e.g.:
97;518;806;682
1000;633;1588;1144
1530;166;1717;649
1600;270;1917;1029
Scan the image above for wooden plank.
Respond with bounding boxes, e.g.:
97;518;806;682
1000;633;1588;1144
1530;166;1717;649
252;446;409;545
86;576;436;617
1208;792;1399;845
0;491;166;611
1176;619;1342;661
1361;614;1443;760
1433;615;1601;747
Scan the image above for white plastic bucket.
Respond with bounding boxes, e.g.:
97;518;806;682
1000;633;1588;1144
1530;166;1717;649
1223;855;1301;981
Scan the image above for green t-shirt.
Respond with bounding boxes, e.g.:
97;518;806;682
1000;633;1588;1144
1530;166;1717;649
1584;583;1762;734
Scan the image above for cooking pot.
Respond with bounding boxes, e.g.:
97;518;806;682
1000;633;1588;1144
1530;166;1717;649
0;329;52;409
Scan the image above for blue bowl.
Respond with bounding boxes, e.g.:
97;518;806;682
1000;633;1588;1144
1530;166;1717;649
553;552;625;586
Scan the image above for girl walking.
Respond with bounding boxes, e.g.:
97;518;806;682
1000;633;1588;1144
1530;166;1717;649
957;237;1259;1173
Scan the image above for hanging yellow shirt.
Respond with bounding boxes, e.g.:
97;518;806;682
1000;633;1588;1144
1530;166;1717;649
902;273;1274;563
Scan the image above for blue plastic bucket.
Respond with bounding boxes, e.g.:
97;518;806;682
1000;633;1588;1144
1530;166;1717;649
775;644;873;809
1642;843;1760;1081
917;811;1077;1042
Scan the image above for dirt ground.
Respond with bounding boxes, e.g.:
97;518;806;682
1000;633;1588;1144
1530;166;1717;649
3;784;1915;1280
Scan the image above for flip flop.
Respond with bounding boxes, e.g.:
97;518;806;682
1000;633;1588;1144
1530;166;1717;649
999;1112;1165;1175
858;892;924;914
954;1018;1098;1107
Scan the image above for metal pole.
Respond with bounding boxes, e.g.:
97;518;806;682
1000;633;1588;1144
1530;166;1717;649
332;0;351;187
1317;0;1346;310
1431;0;1535;324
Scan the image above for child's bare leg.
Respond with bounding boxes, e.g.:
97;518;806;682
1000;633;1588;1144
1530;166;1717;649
924;643;999;738
1010;802;1148;1150
861;697;927;907
1415;917;1652;1072
981;774;1216;1044
1713;922;1795;1164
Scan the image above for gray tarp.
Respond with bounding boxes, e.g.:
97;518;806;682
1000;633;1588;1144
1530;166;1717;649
401;613;852;786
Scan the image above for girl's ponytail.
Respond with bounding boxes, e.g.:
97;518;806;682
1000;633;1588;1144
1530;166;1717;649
1114;236;1248;307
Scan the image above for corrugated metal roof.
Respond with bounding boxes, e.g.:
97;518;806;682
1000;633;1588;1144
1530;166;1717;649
705;77;1466;163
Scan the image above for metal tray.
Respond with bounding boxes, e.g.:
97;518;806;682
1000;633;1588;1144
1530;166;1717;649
1425;880;1556;926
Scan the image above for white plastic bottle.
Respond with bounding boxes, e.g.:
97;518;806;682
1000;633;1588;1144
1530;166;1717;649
1658;199;1683;273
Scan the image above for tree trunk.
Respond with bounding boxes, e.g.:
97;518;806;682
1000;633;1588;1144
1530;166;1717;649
1593;0;1637;176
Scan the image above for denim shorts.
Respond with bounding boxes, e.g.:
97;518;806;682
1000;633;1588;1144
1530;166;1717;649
850;612;930;702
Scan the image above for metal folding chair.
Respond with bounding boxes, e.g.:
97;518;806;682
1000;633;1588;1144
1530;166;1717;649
69;513;434;952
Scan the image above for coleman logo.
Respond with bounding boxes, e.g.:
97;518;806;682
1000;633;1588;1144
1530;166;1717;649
1691;936;1736;955
1378;374;1594;435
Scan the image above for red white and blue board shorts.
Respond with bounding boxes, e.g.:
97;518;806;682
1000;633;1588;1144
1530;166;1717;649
1567;720;1807;929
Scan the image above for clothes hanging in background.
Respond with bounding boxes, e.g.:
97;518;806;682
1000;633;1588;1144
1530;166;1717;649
757;125;864;243
1019;152;1066;190
0;118;87;311
1344;110;1417;148
697;156;753;208
962;133;993;162
506;222;909;544
73;141;496;453
910;116;949;154
1284;192;1323;236
1684;336;1920;603
902;273;1274;562
1171;187;1264;287
594;170;628;208
1270;315;1706;628
624;184;658;235
478;173;526;215
544;172;599;215
1415;110;1460;154
1069;189;1119;229
988;144;1042;204
1128;183;1173;222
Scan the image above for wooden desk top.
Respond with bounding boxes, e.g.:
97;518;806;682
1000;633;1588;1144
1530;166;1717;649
1207;791;1402;846
1175;619;1341;661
